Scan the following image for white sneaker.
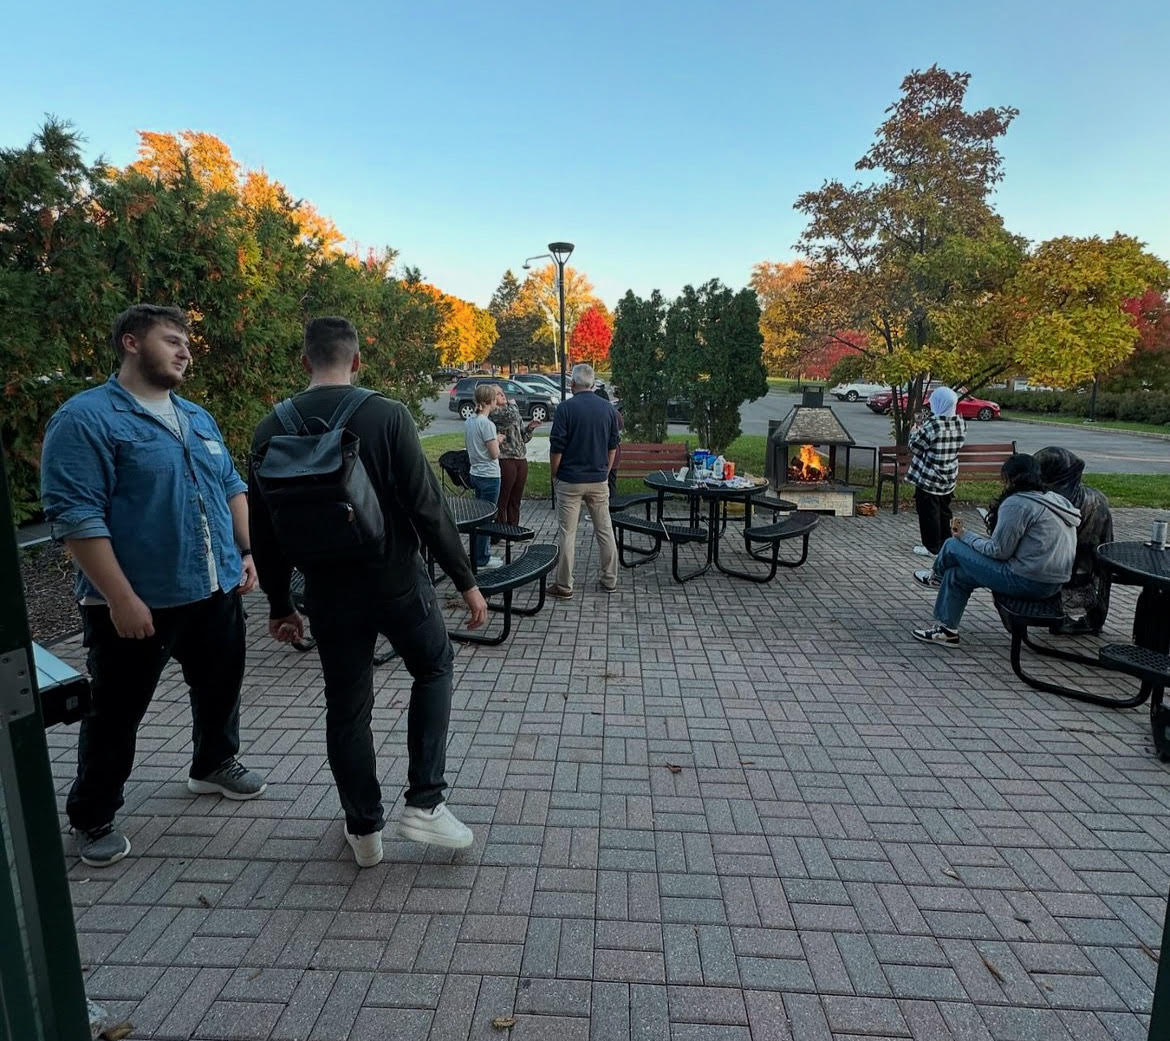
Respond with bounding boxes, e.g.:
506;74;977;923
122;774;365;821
345;828;384;868
481;557;505;570
395;803;474;849
912;545;934;557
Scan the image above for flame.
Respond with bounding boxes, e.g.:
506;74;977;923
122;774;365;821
787;444;831;482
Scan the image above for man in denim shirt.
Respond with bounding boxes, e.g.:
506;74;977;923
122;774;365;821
40;304;267;867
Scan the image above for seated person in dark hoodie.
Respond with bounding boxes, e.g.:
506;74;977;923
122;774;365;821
1035;446;1113;635
911;454;1081;647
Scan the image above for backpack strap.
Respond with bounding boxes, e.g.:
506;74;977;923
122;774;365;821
326;388;379;431
274;398;306;435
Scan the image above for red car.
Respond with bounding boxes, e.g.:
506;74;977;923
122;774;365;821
866;388;1000;421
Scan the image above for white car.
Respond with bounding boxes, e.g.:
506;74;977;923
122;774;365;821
829;381;890;402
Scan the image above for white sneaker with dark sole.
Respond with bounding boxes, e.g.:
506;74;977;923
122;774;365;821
395;803;474;849
912;545;934;557
912;624;960;647
913;569;940;588
345;828;384;868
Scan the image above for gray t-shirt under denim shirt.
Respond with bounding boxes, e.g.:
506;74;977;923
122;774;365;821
465;414;501;478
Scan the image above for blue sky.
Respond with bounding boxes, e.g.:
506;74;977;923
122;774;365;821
3;0;1167;307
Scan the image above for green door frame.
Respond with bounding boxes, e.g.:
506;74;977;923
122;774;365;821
0;439;90;1040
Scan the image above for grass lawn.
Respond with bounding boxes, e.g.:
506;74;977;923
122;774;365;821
1000;411;1170;437
422;432;1170;508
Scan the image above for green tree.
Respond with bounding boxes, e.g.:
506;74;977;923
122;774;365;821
0;120;122;519
793;66;1025;443
610;289;669;441
487;269;544;370
666;280;767;452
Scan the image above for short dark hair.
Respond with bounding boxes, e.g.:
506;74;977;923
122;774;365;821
111;304;189;359
304;316;360;368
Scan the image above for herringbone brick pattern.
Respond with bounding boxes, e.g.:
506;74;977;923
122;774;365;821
49;503;1168;1039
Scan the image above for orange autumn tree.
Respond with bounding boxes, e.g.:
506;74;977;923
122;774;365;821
415;283;497;367
749;259;808;375
131;131;345;253
569;304;613;367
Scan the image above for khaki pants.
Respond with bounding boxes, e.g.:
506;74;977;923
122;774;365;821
554;480;618;592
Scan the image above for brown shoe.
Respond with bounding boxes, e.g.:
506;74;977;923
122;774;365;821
548;585;573;599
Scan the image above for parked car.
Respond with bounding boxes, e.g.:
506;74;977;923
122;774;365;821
513;373;566;398
866;387;1000;421
448;377;557;422
431;367;461;384
829;381;890;403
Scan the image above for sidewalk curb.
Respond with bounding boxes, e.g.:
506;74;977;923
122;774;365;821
1001;414;1170;442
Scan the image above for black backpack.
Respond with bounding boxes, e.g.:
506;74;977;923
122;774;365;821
251;388;385;567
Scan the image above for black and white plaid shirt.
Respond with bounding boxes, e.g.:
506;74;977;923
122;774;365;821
906;414;967;494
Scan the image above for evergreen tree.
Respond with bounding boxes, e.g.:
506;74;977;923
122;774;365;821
487;269;543;370
610;289;668;441
667;280;766;453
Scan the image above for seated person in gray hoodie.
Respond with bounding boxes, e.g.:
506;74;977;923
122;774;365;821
912;454;1081;647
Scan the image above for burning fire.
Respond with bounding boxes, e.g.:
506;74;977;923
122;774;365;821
788;444;831;482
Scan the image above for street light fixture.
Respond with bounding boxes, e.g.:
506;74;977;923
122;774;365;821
522;241;574;401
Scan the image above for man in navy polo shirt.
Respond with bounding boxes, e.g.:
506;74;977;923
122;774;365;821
41;304;266;867
547;363;620;597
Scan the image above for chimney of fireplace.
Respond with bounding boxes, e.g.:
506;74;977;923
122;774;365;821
801;387;824;408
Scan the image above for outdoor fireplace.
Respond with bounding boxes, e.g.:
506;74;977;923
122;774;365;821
765;389;871;516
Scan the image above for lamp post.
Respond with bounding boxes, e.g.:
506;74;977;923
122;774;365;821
523;241;574;401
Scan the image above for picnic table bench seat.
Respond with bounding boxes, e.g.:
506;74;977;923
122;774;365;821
717;511;819;583
992;591;1151;708
611;513;709;583
453;543;559;646
472;521;535;564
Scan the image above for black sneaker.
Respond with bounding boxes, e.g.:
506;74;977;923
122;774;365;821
912;623;959;647
188;757;267;800
77;823;131;867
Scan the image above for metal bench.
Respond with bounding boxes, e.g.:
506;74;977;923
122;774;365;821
716;511;818;583
611;514;709;584
451;544;559;646
992;592;1151;708
471;521;535;564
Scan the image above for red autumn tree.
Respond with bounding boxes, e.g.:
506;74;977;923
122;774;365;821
1115;289;1170;389
797;329;868;378
569;304;613;367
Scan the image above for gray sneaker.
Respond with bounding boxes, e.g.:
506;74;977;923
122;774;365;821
77;823;131;867
187;757;267;800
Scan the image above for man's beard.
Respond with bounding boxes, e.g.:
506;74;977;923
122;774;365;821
140;353;185;390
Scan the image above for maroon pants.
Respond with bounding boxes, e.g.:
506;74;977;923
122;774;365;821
497;458;528;526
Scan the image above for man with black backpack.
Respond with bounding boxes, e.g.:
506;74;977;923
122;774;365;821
249;317;487;868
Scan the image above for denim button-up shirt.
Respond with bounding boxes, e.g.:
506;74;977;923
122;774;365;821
41;375;247;608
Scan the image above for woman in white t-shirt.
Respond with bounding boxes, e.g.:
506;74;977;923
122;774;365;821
464;383;503;569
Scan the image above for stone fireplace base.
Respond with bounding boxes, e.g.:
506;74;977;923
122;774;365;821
773;484;857;517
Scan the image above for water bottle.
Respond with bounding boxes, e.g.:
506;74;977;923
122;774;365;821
713;455;726;480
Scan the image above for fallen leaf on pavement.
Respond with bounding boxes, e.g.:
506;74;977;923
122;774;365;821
941;868;960;880
101;1024;134;1041
665;763;682;774
491;1016;516;1030
981;955;1005;983
1141;943;1160;963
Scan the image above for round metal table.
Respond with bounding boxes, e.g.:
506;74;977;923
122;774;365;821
1096;541;1170;654
1097;541;1170;758
642;471;788;579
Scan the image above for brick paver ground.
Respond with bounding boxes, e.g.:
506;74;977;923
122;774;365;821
47;501;1168;1040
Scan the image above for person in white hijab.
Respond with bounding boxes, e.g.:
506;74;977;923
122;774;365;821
906;386;967;556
